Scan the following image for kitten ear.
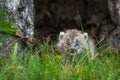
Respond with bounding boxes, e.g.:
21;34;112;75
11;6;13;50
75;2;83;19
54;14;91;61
59;31;65;40
83;32;88;42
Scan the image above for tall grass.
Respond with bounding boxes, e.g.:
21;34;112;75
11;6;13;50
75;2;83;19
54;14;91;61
0;42;119;80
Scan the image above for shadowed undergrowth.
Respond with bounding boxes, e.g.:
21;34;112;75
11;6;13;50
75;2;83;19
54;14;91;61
0;42;120;80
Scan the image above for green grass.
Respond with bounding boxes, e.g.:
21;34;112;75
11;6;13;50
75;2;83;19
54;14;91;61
0;9;18;35
0;42;120;80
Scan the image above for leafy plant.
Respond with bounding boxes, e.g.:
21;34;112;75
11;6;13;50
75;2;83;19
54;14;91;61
0;9;18;35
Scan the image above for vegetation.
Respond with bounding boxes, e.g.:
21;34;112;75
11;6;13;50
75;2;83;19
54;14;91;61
0;10;18;35
0;41;119;80
0;9;19;56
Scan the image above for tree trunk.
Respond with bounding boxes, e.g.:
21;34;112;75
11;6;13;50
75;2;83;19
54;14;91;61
0;0;34;55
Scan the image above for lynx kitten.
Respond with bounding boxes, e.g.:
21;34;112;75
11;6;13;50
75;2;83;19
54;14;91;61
57;29;95;61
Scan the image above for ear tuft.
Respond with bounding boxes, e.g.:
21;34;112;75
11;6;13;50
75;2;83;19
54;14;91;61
59;31;65;40
83;32;88;42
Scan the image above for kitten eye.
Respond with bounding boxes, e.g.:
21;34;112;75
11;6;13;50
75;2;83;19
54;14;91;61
66;42;71;46
74;42;79;46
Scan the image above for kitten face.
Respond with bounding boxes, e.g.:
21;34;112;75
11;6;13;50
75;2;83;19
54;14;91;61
57;29;88;55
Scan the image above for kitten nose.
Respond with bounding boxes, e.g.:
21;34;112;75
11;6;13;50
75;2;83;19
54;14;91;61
70;47;75;53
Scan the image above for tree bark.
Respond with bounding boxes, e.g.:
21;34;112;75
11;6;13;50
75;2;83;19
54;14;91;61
0;0;34;55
